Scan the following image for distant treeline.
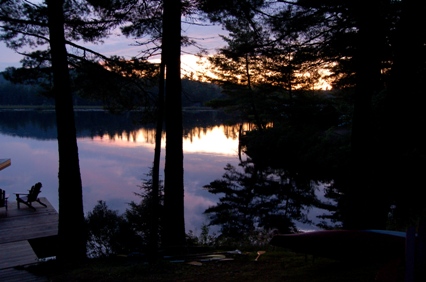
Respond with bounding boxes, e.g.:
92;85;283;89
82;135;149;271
0;73;225;108
0;108;237;141
0;73;51;106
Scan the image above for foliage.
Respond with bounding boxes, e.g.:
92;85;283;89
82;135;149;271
86;200;141;258
125;168;164;251
0;72;47;105
204;161;317;246
234;90;350;228
198;0;338;90
87;172;221;256
186;223;219;247
0;0;166;114
71;59;159;114
241;91;349;179
0;0;122;61
198;0;426;230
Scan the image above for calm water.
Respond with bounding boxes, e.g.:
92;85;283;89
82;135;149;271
0;109;250;233
0;109;322;233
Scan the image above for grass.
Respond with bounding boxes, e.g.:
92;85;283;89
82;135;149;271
26;247;405;282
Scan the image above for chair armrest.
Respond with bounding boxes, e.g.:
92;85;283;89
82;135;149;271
14;192;29;198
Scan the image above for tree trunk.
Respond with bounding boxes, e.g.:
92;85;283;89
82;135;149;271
162;0;185;250
47;0;86;262
344;0;387;229
385;7;426;271
148;61;165;261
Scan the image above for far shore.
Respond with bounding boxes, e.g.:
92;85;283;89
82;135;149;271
0;105;218;112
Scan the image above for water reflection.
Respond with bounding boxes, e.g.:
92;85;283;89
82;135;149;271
0;110;324;233
0;110;243;233
92;123;249;156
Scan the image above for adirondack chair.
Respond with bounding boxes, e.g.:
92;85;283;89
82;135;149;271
14;182;47;210
0;188;8;213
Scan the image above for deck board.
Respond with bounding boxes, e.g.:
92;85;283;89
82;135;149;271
0;241;39;269
0;197;58;269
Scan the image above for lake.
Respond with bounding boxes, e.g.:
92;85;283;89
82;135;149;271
0;109;321;234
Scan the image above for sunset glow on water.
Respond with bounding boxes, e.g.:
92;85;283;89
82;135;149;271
88;124;240;156
1;113;322;233
0;123;243;233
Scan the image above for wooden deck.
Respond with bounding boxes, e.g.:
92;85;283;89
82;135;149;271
0;158;11;171
0;197;58;270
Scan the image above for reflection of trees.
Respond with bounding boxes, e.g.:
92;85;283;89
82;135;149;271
0;110;238;141
204;160;318;244
182;123;247;143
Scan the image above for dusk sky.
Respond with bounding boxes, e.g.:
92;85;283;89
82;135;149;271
0;18;226;73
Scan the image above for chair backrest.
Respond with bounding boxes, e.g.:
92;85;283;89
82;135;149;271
28;182;42;202
0;189;5;207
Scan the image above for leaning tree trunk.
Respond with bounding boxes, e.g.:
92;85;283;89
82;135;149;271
147;61;165;261
47;0;86;262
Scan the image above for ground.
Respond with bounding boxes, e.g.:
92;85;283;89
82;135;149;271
27;247;405;282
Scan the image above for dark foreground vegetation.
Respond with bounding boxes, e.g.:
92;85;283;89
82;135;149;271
27;248;403;282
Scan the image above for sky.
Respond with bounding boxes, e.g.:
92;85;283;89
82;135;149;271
0;22;333;89
0;19;226;74
0;12;333;89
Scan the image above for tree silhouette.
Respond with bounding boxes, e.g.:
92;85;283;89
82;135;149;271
204;161;317;245
162;0;186;251
0;0;149;261
199;0;426;231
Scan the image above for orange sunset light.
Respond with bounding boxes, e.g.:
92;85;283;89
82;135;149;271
84;124;242;156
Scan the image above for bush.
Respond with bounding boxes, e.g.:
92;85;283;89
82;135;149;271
86;200;142;258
